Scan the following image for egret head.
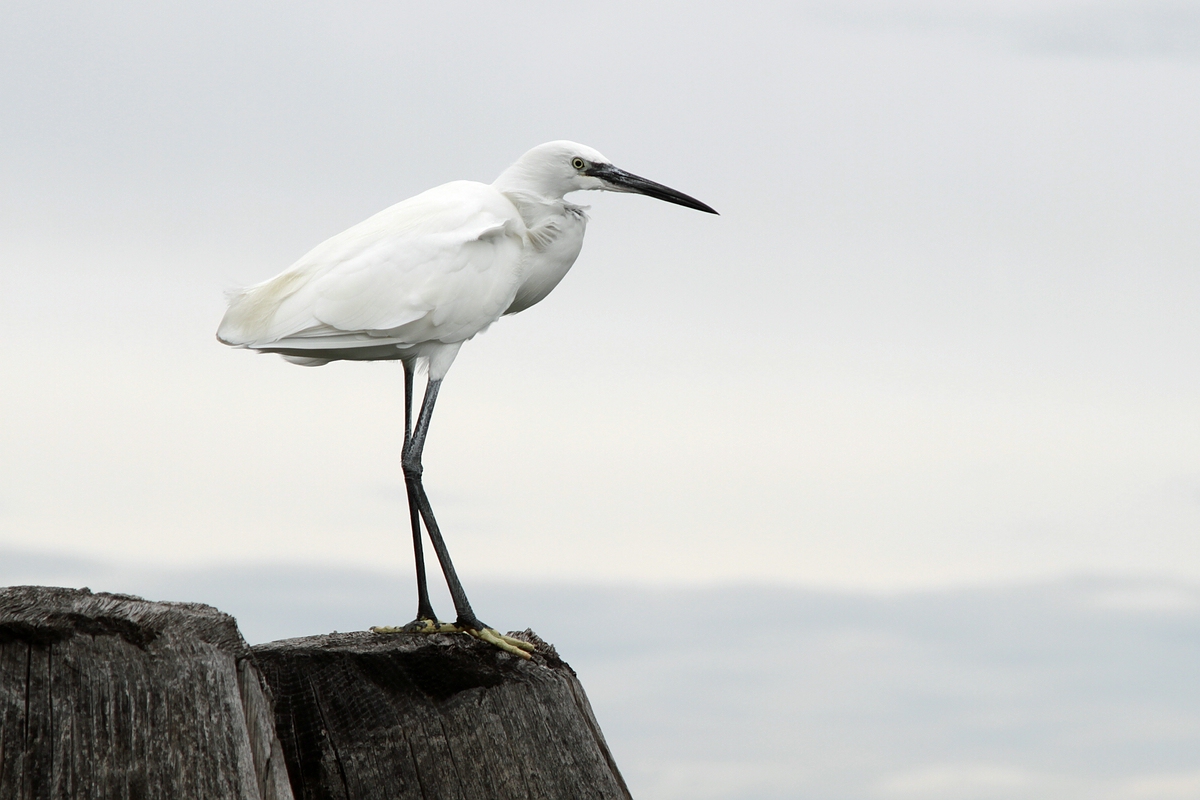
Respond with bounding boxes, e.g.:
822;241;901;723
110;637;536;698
495;141;718;214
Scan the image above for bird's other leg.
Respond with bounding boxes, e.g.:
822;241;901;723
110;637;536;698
403;360;439;627
395;376;533;658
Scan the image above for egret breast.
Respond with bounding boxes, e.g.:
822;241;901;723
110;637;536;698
505;204;588;315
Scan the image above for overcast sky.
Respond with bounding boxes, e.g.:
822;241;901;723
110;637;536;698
2;0;1199;591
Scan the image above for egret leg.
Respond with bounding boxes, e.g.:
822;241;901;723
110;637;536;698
404;380;481;625
402;361;438;625
374;374;533;658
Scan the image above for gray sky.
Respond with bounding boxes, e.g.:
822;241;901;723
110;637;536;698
2;1;1200;589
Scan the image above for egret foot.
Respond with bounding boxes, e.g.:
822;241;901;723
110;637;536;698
370;620;536;659
464;626;537;659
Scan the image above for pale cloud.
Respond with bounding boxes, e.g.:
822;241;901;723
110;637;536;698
1;2;1198;588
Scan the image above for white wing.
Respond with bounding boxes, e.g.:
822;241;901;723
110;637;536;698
217;181;527;356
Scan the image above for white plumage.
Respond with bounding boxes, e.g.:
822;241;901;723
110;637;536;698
218;142;622;378
218;180;524;370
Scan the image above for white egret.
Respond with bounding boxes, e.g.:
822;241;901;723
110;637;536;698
218;141;717;657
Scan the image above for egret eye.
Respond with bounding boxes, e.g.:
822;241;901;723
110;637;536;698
572;157;586;170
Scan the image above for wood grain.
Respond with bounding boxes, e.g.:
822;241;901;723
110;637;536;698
0;586;292;800
254;629;633;800
0;587;632;799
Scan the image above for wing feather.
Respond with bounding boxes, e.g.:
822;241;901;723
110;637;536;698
218;181;527;353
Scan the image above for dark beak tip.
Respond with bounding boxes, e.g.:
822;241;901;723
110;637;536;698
598;163;718;216
667;194;719;215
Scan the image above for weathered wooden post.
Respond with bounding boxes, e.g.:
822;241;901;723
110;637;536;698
254;630;633;800
1;587;632;799
0;585;292;800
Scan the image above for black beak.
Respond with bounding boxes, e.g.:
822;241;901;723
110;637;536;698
586;163;718;215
